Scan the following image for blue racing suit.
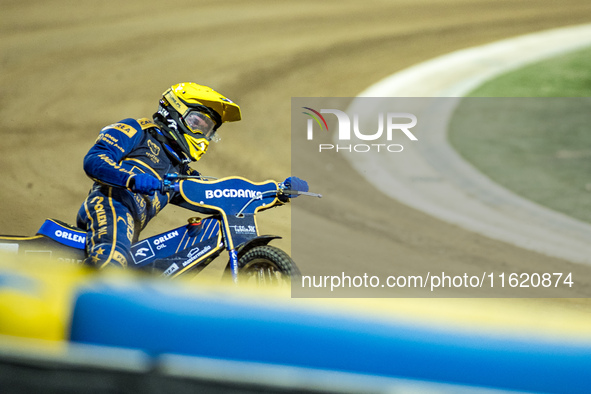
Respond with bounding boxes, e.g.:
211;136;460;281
77;117;197;268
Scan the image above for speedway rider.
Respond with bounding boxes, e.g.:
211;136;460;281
77;82;308;268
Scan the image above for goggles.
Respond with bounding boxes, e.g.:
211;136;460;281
184;110;217;141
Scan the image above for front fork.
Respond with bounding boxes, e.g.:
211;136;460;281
228;248;239;283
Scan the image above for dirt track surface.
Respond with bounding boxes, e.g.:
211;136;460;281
2;1;591;304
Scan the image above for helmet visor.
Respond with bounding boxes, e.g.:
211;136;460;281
184;110;216;140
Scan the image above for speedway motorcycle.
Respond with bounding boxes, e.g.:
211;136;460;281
0;175;320;285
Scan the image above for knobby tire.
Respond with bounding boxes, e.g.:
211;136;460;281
236;245;301;286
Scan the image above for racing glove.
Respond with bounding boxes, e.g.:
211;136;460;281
282;176;309;198
128;173;161;196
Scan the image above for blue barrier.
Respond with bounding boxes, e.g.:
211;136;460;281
70;285;591;393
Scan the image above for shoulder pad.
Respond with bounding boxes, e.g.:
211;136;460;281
137;118;158;130
101;118;143;138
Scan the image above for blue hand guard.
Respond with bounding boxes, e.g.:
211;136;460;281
283;176;309;198
130;174;161;196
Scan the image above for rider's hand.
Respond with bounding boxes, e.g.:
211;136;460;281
129;174;161;196
282;176;309;198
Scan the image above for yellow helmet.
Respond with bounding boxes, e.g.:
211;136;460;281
153;83;241;162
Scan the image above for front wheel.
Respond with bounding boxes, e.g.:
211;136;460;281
235;245;300;286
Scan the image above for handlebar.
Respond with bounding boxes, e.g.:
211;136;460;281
278;183;323;198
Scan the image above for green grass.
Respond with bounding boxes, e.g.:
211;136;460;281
448;46;591;223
